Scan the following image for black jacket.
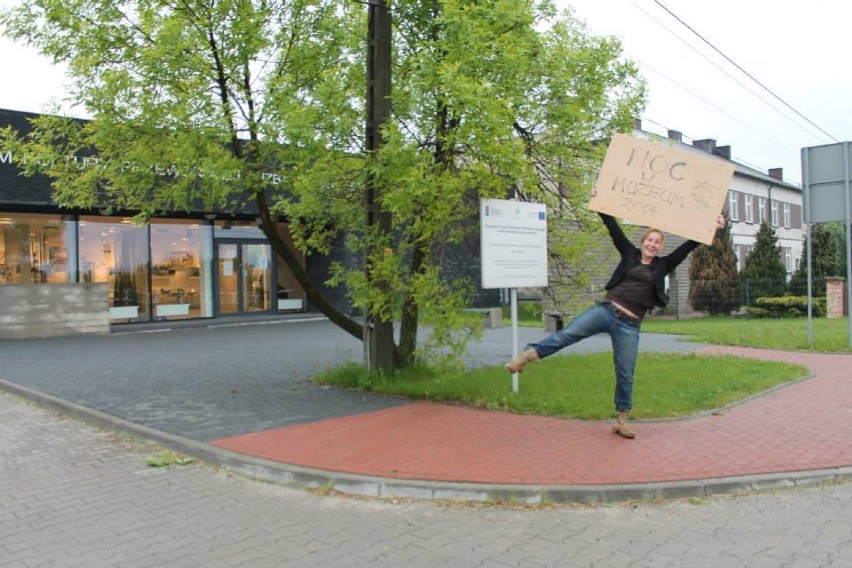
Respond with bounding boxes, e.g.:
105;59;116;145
599;213;700;308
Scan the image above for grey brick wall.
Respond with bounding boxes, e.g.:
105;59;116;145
0;283;110;338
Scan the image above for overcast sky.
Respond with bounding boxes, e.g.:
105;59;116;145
561;0;852;185
2;0;849;186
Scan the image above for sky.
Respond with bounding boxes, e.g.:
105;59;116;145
560;0;852;186
1;0;850;186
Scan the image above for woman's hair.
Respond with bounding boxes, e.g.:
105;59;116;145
640;228;665;249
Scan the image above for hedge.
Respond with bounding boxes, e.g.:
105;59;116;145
742;295;826;318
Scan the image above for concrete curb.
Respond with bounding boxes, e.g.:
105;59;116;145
4;376;851;505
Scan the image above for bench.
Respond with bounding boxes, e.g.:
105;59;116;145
544;311;572;332
464;307;503;329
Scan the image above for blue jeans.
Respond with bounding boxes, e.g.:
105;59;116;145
527;302;641;412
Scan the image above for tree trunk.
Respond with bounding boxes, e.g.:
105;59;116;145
398;242;427;365
254;192;364;341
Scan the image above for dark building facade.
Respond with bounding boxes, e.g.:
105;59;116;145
0;108;323;325
1;108;495;331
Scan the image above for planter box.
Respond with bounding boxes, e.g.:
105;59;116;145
155;303;190;317
109;305;139;319
277;299;304;311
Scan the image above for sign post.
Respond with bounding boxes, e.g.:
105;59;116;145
480;198;548;393
801;142;852;348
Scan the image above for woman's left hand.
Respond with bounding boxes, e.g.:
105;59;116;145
716;214;726;228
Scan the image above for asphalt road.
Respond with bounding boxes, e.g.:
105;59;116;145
0;319;700;441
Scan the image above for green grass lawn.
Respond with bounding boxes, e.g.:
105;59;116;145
314;314;846;420
315;350;807;420
642;316;851;352
503;308;851;352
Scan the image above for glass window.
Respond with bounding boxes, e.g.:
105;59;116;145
783;203;790;228
743;195;753;223
771;201;778;226
0;212;76;284
728;191;738;221
150;220;214;320
275;223;306;312
758;197;766;223
213;220;266;239
79;216;150;322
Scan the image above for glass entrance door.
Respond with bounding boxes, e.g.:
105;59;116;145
242;243;272;312
216;241;272;315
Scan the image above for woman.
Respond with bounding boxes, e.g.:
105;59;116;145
505;196;725;438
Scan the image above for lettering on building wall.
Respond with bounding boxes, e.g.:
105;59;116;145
0;150;283;186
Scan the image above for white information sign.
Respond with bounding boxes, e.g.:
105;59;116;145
480;198;548;289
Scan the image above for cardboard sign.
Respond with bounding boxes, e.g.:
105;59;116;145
589;133;734;244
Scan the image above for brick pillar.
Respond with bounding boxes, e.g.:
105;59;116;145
825;277;848;319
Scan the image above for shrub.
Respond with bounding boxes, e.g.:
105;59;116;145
742;295;825;318
502;301;543;321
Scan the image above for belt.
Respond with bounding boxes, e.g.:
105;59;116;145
603;301;640;322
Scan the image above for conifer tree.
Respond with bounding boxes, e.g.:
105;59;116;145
741;221;787;302
688;217;741;315
788;223;841;297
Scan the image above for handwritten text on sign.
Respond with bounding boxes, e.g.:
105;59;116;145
589;133;734;245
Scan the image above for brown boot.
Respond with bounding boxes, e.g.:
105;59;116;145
612;411;636;439
504;348;539;373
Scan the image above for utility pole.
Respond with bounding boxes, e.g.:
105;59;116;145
364;0;394;372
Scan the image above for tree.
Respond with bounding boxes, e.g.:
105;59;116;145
823;221;849;277
0;0;645;370
741;221;787;302
688;217;740;315
788;222;842;297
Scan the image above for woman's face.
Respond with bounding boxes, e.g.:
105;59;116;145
641;231;664;259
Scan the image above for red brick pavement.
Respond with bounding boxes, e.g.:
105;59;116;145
211;346;852;486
